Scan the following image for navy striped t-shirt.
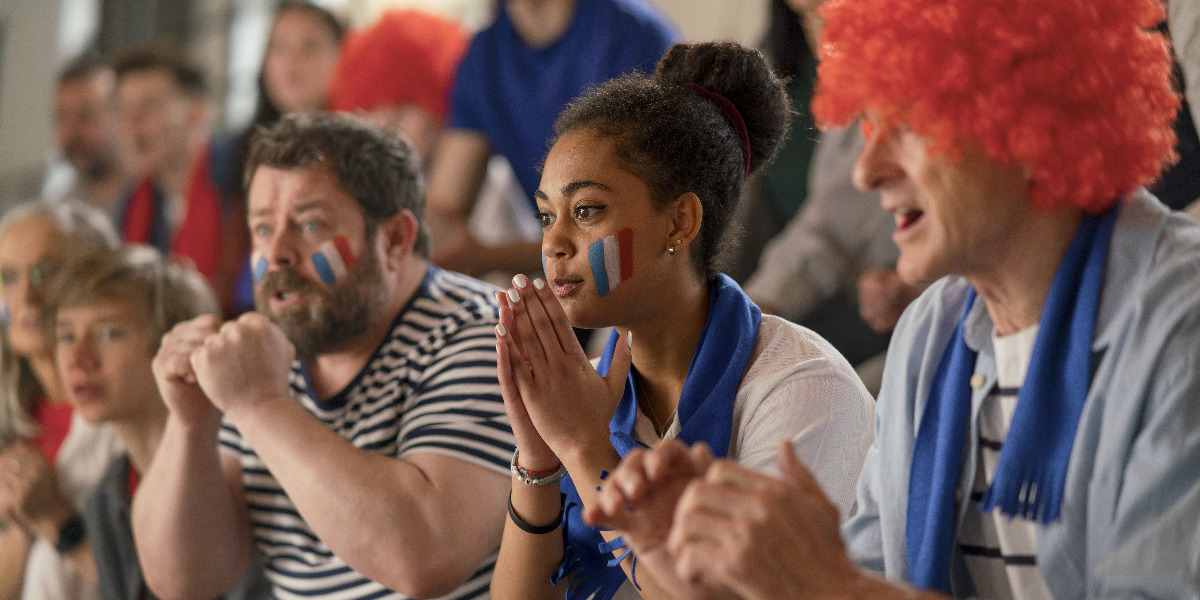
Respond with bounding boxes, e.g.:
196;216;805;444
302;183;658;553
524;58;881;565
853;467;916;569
219;267;515;600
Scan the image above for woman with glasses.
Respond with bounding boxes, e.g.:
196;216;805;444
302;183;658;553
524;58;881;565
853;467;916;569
0;201;121;600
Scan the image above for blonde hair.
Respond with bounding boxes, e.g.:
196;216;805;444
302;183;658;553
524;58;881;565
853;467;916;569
44;244;219;350
0;201;118;448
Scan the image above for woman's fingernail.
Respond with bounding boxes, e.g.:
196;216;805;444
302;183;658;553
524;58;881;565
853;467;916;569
507;288;521;303
496;323;507;336
533;278;545;290
514;274;529;288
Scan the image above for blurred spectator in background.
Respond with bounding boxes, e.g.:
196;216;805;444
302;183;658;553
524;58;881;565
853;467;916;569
329;8;534;288
328;9;468;163
113;42;249;317
1172;0;1200;132
744;125;911;394
742;0;914;393
426;0;678;282
1187;199;1200;219
41;54;130;223
726;0;820;282
1144;34;1200;212
232;1;344;188
1168;0;1200;218
257;1;343;119
0;202;121;600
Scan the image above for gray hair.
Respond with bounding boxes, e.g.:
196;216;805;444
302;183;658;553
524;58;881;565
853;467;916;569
0;201;118;448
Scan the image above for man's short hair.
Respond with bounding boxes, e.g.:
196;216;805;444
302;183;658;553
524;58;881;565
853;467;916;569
112;41;208;98
58;51;111;86
245;112;430;257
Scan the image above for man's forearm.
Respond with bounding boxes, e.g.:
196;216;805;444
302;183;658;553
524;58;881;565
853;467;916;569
132;416;255;600
225;395;508;598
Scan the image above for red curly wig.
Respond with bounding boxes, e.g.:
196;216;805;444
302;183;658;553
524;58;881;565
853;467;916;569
328;9;468;123
812;0;1179;213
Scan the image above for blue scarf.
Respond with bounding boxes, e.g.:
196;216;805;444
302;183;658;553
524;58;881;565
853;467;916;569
905;207;1118;591
552;275;761;600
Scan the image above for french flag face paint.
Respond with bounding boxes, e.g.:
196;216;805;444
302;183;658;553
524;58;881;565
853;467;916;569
588;227;634;297
311;236;357;287
251;249;268;285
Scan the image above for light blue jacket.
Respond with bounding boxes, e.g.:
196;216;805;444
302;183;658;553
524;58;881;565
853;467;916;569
844;190;1200;598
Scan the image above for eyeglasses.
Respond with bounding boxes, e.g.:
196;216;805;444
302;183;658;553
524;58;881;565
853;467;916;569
0;260;60;290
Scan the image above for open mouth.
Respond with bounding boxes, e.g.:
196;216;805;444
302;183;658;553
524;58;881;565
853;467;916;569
896;208;924;231
270;289;304;309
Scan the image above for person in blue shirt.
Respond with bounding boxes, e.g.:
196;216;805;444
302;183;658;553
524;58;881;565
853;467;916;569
426;0;678;280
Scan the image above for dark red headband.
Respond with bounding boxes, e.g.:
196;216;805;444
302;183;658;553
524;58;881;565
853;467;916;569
684;82;751;178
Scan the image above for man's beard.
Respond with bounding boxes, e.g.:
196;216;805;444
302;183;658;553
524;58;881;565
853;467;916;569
253;248;386;361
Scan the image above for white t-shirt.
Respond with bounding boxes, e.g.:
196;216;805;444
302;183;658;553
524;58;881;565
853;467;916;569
613;315;877;599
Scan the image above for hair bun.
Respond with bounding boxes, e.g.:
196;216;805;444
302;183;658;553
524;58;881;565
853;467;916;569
655;41;790;175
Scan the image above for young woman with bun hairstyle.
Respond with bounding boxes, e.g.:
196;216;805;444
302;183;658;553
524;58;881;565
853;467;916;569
490;41;875;600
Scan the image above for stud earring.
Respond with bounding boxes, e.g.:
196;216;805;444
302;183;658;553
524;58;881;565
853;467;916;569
668;245;676;256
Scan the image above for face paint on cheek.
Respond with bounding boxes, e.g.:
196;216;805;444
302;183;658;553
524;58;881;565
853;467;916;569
588;227;634;297
251;249;268;285
311;235;358;287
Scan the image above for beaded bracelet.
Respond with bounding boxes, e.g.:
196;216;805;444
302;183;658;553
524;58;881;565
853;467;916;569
507;491;563;535
510;448;567;486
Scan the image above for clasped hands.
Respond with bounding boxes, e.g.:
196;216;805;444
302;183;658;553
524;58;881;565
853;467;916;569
584;439;866;600
493;274;630;473
152;312;296;425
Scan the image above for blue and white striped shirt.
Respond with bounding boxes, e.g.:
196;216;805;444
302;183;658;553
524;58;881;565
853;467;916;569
220;266;514;600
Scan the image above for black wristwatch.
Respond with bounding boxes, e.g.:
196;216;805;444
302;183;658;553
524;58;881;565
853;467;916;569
54;513;86;554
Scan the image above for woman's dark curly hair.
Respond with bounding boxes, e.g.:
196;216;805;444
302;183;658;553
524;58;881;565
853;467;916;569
551;41;790;279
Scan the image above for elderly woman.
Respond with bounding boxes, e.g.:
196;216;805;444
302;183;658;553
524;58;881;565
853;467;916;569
588;0;1200;598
